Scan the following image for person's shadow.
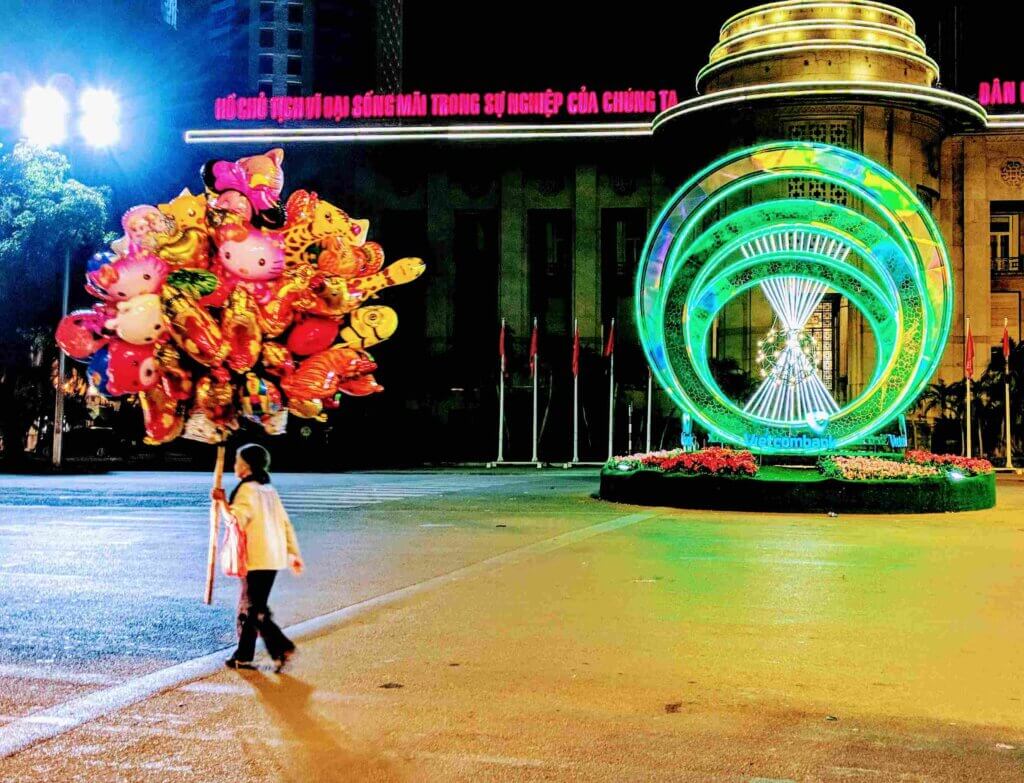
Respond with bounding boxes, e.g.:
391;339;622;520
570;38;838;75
239;670;409;782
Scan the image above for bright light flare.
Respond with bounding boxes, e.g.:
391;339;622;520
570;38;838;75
21;85;69;147
78;88;121;148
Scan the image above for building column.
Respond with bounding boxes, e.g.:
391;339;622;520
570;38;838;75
574;164;599;341
499;167;527;336
426;168;453;353
963;136;991;369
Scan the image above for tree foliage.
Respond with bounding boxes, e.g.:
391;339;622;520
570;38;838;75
0;142;112;326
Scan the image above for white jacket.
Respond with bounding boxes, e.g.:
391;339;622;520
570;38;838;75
229;482;301;571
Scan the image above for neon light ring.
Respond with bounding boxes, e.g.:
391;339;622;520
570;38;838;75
636;141;953;455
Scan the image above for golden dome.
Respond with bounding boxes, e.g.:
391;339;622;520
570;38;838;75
697;0;939;94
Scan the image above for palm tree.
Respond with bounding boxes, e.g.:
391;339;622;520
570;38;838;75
913;377;966;454
915;378;962;419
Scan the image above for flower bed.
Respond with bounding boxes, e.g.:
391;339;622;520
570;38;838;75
819;451;994;480
600;448;996;513
819;455;939;480
905;450;994;476
611;447;757;476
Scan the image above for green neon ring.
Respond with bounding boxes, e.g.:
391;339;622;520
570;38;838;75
636;141;953;455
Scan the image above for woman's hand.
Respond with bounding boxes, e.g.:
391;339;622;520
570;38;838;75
210;488;227;503
289;554;304;575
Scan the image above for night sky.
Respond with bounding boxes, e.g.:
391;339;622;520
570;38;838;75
403;1;1012;100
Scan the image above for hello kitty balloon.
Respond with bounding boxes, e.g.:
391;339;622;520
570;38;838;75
104;294;168;345
216;225;286;303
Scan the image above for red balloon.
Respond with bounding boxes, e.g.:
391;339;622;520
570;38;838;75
286;316;338;356
106;340;160;396
56;310;108;360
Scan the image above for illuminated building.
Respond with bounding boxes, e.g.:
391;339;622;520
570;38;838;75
184;0;1020;462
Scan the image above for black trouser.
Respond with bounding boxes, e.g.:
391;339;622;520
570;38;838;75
234;570;294;662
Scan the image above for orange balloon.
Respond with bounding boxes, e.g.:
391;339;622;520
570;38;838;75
155;343;194;400
222;287;262;373
280;345;377;401
139;385;184;445
163;289;228;366
195;372;235;427
260;342;295;377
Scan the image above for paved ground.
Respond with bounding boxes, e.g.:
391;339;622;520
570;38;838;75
0;470;1022;781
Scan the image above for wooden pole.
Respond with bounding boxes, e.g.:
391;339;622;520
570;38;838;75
203;444;226;605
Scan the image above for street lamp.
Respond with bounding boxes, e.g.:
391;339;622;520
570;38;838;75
20;85;69;147
16;81;122;466
78;88;121;148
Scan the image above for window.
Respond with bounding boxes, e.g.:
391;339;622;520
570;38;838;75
259;1;274;22
286;56;302;76
288;3;303;24
286;82;302;97
258;54;274;75
991;214;1020;273
601;208;647;327
287;30;303;50
805;296;839;395
259;28;274;47
258;80;273;96
528;210;573;338
785;118;855;206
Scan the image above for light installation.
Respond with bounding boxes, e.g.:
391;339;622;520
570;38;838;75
746;277;838;425
636;141;953;455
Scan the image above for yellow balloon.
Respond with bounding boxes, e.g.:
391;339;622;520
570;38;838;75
340;306;398;349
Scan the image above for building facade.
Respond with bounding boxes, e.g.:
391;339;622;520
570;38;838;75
188;0;1024;464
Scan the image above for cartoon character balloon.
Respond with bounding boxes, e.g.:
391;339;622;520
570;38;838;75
105;294;168;345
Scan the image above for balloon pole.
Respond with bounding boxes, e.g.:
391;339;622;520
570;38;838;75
204;444;226;605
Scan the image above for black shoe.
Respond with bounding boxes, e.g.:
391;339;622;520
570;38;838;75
225;657;255;670
273;649;295;674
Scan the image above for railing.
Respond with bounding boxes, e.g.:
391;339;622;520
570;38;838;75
992;257;1022;274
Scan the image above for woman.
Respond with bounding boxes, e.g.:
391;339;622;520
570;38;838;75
212;443;304;672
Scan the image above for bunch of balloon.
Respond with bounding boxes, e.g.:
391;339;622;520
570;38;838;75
55;149;425;601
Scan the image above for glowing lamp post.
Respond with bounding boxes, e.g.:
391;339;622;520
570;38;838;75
18;82;122;466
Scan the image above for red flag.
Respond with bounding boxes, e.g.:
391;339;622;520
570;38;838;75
1003;321;1011;362
603;319;616;359
965;320;975;379
529;319;538;376
571;322;580;378
498;320;506;373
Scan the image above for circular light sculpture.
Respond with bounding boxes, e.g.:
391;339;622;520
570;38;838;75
637;141;952;455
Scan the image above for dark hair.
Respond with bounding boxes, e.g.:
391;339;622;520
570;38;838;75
230;444;271;503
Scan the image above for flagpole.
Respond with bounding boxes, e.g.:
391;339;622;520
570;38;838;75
531;316;539;466
646;367;653;453
627;402;633;454
965;315;972;458
572;318;579;464
1004;317;1014;469
497;318;505;464
607;317;615;461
